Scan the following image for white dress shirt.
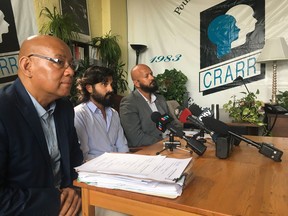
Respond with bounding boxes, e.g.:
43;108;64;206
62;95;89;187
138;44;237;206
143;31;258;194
74;101;129;160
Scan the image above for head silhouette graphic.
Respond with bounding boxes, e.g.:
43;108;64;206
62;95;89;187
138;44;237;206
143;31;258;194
208;14;240;58
226;4;257;48
0;10;10;43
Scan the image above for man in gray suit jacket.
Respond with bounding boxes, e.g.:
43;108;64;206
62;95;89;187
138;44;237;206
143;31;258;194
120;64;174;147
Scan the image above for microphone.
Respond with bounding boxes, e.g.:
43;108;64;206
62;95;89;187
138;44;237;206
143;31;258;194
188;103;203;117
197;108;214;121
151;112;207;156
175;106;232;159
233;76;250;94
174;106;219;138
189;104;214;121
202;117;283;162
151;111;174;133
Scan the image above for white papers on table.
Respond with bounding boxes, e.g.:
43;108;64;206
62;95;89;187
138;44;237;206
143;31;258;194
75;152;193;198
75;152;192;183
78;171;185;198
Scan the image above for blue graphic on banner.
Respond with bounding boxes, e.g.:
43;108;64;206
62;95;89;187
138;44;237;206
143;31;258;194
208;15;240;58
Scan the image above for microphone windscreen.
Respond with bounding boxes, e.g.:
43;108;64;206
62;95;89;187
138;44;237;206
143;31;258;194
151;111;161;123
202;117;229;136
178;108;192;123
188;103;202;117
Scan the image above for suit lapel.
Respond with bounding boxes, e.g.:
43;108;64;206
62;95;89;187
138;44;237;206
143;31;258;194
155;99;166;114
53;101;70;182
14;79;51;165
134;90;166;114
133;90;153;113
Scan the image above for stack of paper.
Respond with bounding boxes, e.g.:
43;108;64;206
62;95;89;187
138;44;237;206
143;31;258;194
75;153;193;198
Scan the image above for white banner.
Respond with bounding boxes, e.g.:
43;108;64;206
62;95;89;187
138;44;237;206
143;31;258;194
0;0;38;86
127;0;288;108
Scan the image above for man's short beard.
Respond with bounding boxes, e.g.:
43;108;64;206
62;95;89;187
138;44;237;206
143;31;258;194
91;90;113;107
139;80;158;93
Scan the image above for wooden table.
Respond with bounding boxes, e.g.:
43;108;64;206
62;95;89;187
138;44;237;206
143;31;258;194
74;136;288;216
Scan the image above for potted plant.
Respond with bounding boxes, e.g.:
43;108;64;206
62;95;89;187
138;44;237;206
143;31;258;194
39;6;80;43
223;90;265;126
155;68;188;105
276;90;288;109
90;31;128;94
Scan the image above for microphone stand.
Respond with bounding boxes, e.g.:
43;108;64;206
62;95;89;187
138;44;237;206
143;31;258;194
192;129;207;144
228;131;283;162
156;133;192;155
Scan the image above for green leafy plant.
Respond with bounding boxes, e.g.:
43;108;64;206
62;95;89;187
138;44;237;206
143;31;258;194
155;68;188;105
39;6;80;43
276;90;288;109
223;90;265;125
90;31;127;94
112;62;128;94
90;31;122;67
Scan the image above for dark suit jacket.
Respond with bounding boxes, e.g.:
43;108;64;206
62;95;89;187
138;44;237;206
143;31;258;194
0;79;83;216
119;90;171;147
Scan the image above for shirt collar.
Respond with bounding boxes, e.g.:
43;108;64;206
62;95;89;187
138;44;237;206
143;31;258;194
27;91;56;118
87;101;112;115
137;89;156;103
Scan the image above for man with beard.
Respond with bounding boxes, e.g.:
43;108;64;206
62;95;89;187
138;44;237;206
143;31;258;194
74;66;129;160
120;64;174;147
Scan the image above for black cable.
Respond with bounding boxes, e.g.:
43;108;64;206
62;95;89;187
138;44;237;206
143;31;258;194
263;112;278;136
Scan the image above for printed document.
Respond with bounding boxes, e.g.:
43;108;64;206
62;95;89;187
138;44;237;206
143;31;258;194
75;153;193;198
75;152;192;183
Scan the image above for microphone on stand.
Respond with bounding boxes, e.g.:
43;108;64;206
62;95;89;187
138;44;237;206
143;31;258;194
175;106;232;159
233;76;250;94
202;117;283;162
188;103;203;117
175;106;224;140
151;112;207;156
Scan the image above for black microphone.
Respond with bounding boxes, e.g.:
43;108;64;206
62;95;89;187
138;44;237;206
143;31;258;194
175;106;221;138
233;76;250;94
188;103;203;117
202;117;283;162
175;106;232;159
151;112;207;156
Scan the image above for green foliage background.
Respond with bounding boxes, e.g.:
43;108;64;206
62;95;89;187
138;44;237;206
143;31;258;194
223;90;265;125
155;68;188;105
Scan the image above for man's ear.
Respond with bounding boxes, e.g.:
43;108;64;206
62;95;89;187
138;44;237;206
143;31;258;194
86;84;93;93
19;56;32;78
133;80;139;88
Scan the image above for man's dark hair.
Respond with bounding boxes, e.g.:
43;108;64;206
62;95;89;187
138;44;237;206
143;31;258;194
76;65;114;103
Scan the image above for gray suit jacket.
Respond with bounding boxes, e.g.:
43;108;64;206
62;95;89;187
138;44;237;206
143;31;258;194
119;90;172;147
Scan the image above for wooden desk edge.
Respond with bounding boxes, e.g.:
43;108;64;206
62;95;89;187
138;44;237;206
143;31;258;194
74;180;227;216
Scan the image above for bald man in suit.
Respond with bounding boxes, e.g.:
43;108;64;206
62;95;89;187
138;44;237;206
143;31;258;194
120;64;176;147
0;35;83;215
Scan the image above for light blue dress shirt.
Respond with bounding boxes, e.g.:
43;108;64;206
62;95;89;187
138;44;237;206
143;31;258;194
74;101;129;160
28;94;61;187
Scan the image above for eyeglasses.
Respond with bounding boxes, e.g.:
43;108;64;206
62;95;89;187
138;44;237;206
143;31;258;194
28;54;79;71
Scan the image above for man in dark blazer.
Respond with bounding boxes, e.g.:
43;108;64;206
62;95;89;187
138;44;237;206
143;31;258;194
0;35;83;215
120;64;175;147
